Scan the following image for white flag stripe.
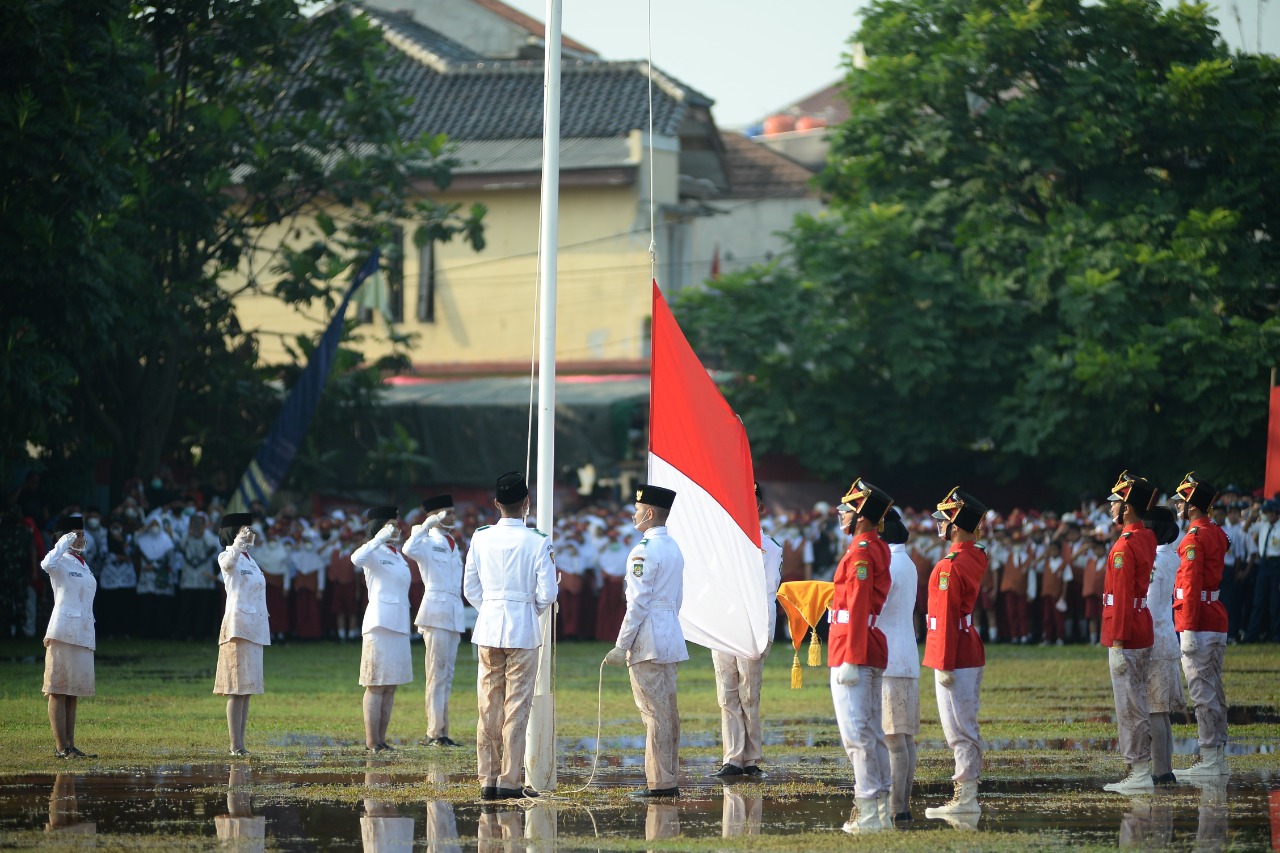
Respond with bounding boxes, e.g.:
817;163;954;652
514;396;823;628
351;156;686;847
649;454;769;659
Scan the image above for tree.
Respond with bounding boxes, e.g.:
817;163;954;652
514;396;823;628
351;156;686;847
677;0;1280;500
2;0;485;502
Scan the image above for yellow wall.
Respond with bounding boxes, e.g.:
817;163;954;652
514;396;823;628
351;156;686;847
227;139;681;369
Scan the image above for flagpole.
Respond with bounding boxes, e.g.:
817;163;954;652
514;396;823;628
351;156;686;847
526;0;562;794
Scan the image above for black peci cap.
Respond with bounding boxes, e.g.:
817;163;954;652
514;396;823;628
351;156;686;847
422;494;453;512
496;471;529;504
366;506;398;523
219;512;253;530
635;484;676;509
58;515;84;532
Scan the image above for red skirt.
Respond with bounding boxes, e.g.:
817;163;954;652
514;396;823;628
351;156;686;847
265;584;290;635
594;577;626;642
292;589;322;639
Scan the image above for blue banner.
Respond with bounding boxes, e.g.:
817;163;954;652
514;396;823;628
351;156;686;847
228;249;381;513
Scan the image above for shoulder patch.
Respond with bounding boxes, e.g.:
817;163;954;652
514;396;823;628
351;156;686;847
855;560;868;580
939;572;950;590
1186;547;1196;561
631;560;644;578
1113;553;1124;569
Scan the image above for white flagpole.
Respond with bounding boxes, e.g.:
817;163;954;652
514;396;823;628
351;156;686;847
526;0;562;794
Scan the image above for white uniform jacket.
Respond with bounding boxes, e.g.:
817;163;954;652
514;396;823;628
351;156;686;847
882;543;921;678
463;518;557;649
404;526;466;633
762;528;784;638
217;546;271;646
42;536;97;650
352;539;413;636
616;526;688;664
1149;543;1181;661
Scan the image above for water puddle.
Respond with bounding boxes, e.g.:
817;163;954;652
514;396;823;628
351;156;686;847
4;766;1277;850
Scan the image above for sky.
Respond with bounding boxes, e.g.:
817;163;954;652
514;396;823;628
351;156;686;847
500;0;1278;129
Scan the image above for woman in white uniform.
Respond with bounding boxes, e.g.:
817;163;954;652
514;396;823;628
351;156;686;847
42;516;97;758
214;512;270;756
351;506;413;751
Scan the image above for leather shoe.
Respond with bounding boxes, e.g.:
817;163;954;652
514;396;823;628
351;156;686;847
628;787;679;799
1152;772;1178;786
67;747;97;758
229;749;250;757
494;786;537;799
894;811;912;822
743;765;764;777
480;786;500;800
711;763;745;778
435;736;461;747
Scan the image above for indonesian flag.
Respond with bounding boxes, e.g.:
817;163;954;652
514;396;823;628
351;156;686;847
648;282;769;659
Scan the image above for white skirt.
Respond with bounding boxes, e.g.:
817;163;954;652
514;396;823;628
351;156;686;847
881;675;921;735
214;638;265;696
43;640;95;697
360;627;413;687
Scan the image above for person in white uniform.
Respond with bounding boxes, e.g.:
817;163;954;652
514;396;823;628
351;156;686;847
711;481;782;778
463;471;557;800
1144;506;1186;785
404;493;465;747
879;509;921;822
352;506;414;752
604;484;687;799
214;512;270;757
41;516;97;759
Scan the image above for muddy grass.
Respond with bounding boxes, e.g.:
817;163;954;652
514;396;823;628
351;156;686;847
0;638;1277;850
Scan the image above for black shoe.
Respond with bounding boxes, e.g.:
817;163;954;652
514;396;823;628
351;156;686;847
1152;772;1178;786
55;749;71;760
711;763;745;778
436;736;461;747
66;747;96;759
419;737;439;746
376;742;394;752
480;786;500;800
743;765;764;777
894;811;912;822
628;787;679;799
494;786;537;799
229;748;250;757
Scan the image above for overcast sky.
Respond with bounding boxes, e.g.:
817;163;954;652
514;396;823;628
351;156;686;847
500;0;1278;129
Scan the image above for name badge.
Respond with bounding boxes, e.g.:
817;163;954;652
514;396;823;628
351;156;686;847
240;569;253;576
68;571;83;578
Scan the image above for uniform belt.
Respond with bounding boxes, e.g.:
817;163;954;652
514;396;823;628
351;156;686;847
926;615;971;631
1175;587;1220;602
424;587;461;598
490;591;535;603
1103;595;1147;608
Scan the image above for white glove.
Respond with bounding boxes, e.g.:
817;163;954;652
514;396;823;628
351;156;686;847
1108;646;1127;676
57;531;78;550
836;662;860;686
1180;632;1199;655
938;669;956;688
233;530;253;553
422;511;443;530
603;646;628;666
373;523;396;544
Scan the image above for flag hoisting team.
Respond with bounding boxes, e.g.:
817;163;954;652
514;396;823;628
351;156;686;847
38;467;1235;822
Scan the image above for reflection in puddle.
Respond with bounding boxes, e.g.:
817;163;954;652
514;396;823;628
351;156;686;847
0;768;1275;849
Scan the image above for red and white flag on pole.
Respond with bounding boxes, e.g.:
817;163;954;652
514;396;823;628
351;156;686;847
648;282;769;658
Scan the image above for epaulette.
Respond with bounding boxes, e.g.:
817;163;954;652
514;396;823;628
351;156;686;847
857;540;869;548
975;542;987;551
1121;532;1131;539
531;529;548;538
639;538;650;547
945;552;958;560
768;536;781;548
475;525;492;532
1188;526;1199;535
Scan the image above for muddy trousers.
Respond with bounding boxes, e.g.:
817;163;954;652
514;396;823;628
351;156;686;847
830;666;889;799
421;627;460;739
1181;632;1228;749
629;660;680;790
1109;647;1152;764
711;650;763;769
475;646;537;790
936;666;984;782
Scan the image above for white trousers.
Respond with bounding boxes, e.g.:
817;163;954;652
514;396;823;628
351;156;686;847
421;627;460;738
830;666;889;799
711;649;763;768
935;666;984;781
1109;647;1152;764
630;661;680;790
1181;632;1228;749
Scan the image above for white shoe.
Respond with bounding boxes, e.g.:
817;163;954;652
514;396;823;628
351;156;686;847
841;797;884;834
925;781;981;817
1176;745;1230;779
876;793;894;830
1104;761;1155;794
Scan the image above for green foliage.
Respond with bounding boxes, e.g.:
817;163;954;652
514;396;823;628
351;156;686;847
677;0;1280;499
0;0;485;501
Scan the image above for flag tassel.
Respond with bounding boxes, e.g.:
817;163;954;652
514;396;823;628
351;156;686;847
807;627;822;666
790;649;803;689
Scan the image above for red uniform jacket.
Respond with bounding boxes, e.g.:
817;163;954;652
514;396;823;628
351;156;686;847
1173;522;1229;634
827;531;890;669
922;541;987;671
1101;523;1155;648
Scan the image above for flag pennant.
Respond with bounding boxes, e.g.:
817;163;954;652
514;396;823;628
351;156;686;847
227;249;381;513
648;281;767;658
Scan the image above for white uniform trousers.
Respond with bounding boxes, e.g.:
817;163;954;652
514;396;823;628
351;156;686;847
421;627;460;738
475;646;538;790
830;665;889;799
721;788;762;837
629;660;680;790
1181;632;1228;749
935;666;984;782
711;649;763;768
1109;647;1152;764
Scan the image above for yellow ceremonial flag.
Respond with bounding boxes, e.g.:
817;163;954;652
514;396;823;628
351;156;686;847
776;581;834;688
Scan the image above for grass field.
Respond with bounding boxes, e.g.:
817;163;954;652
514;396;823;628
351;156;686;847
0;637;1277;850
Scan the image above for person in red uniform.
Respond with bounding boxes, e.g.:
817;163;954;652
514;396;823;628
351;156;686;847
1101;471;1158;795
922;487;988;822
1172;472;1232;780
828;478;894;834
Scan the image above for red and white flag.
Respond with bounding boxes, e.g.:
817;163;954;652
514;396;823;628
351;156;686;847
648;282;769;658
